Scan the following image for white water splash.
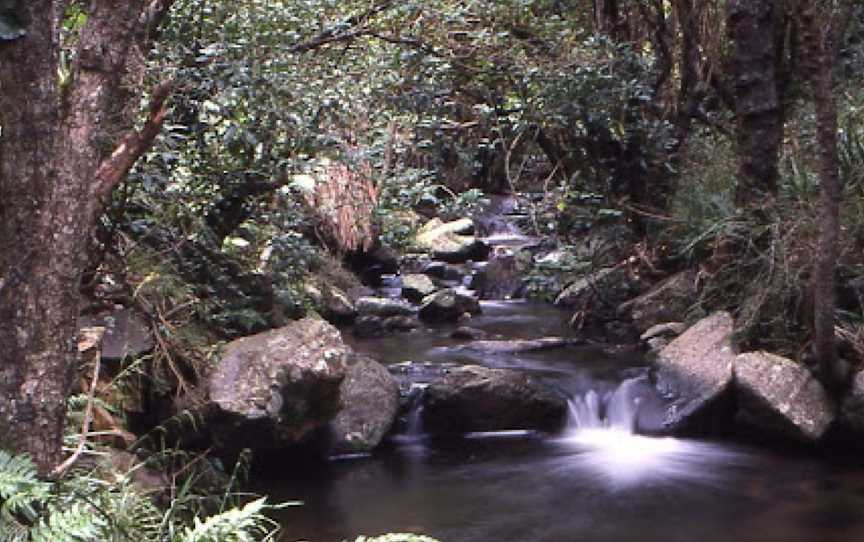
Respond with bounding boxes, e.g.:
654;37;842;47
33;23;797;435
558;378;749;488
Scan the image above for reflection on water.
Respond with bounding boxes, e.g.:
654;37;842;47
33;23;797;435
266;298;864;542
266;434;864;542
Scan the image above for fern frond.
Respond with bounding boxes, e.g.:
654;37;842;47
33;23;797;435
177;497;279;542
96;482;162;540
0;450;50;524
0;515;30;542
0;451;47;501
29;502;102;542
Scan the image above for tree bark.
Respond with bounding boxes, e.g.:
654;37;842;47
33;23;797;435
728;0;784;207
0;0;173;476
0;0;69;476
802;1;847;391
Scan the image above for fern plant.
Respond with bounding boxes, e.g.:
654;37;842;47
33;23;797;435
0;449;281;542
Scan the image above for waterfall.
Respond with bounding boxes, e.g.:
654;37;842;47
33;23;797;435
557;377;749;488
566;377;643;434
392;383;428;446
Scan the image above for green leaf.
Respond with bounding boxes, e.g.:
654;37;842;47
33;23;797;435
0;11;24;41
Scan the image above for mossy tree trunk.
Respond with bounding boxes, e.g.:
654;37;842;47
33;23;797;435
0;0;174;476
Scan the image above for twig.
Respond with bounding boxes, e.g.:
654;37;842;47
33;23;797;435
51;351;102;479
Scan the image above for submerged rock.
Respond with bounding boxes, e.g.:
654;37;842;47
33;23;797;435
421;261;465;281
618;270;697;334
206;318;349;457
655;311;736;434
458;337;584;354
451;326;488;341
355;296;415;318
418;289;481;322
401;273;438;303
734;352;835;443
330;356;400;454
383;315;420;332
423;365;567;435
353;315;385;338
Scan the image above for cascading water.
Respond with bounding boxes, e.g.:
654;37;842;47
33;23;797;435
558;377;747;488
391;383;429;448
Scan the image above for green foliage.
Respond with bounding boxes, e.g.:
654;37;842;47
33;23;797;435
179;498;277;542
0;449;281;542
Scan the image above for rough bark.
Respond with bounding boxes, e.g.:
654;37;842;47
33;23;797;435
728;0;784;207
802;2;847;391
0;0;173;475
0;0;68;476
674;0;701;148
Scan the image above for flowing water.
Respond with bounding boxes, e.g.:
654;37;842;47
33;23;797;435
263;199;864;541
261;299;864;542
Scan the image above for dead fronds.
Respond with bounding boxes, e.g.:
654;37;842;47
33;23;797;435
304;158;379;254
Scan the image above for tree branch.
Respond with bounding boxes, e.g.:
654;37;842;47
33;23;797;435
51;329;104;479
290;1;395;53
92;80;172;206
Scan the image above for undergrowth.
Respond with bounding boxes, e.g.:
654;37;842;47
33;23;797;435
0;449;282;542
659;96;864;362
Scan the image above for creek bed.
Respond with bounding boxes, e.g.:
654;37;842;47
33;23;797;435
259;300;864;542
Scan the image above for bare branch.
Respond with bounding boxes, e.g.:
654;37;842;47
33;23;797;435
51;329;104;479
92;80;172;206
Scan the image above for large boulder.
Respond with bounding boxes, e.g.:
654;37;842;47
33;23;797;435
734;352;835;443
618;270;697;334
418;289;481;322
472;247;532;300
401;274;438;303
305;282;357;324
423;365;567;435
655;311;736;434
206;318;349;456
842;370;864;434
330;356;400;454
414;218;490;263
355;296;415;318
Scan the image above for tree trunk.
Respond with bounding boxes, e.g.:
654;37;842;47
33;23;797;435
727;0;784;207
0;0;173;476
802;2;847;391
0;0;70;475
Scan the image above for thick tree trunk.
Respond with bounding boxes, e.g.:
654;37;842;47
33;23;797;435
0;0;73;476
0;0;172;476
728;0;784;207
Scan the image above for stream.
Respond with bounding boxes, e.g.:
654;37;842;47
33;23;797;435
262;200;864;542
